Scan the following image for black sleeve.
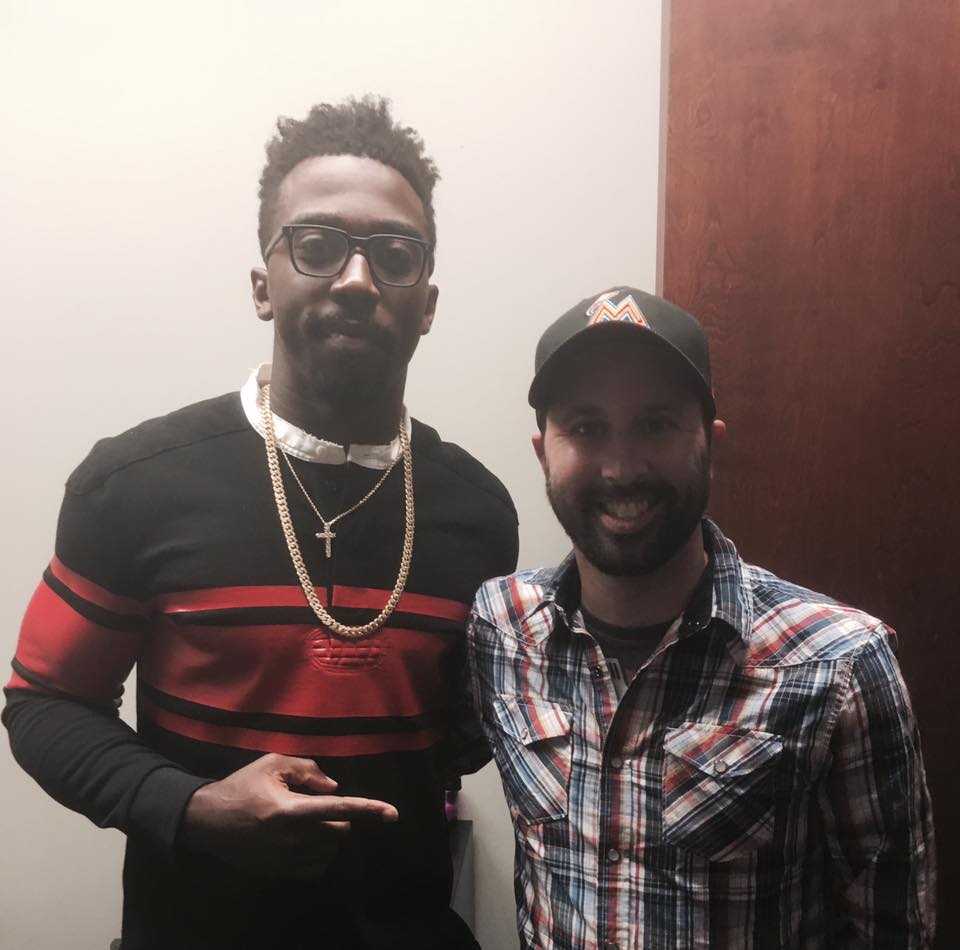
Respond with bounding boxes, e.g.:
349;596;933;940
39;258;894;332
3;468;209;858
441;487;519;780
3;689;208;856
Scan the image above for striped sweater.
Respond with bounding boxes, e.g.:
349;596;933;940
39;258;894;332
5;391;518;949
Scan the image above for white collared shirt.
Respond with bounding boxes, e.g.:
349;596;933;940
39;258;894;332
240;364;410;470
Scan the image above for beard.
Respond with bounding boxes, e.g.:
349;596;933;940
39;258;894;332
301;307;398;406
545;446;711;577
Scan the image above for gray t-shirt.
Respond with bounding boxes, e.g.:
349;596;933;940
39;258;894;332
581;608;671;686
579;564;714;692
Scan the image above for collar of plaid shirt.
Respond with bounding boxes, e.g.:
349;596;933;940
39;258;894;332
523;518;754;645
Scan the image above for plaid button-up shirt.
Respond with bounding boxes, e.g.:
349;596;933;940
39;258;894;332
467;520;935;949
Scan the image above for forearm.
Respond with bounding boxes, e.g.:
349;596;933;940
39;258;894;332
824;633;936;947
829;855;935;950
4;690;208;855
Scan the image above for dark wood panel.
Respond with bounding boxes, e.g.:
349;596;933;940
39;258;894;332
664;0;960;944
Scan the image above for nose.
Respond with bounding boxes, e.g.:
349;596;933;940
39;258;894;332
599;433;650;486
330;249;380;301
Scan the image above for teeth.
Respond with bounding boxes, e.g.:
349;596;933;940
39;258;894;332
601;498;652;519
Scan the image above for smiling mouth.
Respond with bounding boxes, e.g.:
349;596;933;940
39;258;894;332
596;496;660;534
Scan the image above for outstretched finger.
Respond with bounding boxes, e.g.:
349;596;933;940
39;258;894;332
286;794;399;823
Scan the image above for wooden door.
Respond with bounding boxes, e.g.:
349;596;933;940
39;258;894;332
662;1;960;944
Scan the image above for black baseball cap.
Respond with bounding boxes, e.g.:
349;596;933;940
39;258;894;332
528;286;715;419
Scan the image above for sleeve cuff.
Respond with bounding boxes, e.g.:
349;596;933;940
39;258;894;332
126;766;212;861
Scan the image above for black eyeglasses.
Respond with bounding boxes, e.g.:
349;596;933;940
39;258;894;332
263;224;432;287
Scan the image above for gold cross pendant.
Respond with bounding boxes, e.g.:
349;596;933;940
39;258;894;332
316;525;336;558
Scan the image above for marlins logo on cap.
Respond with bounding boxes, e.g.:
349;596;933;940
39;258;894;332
529;285;716;420
586;291;649;327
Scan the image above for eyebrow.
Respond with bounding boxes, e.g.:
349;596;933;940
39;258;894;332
554;403;603;418
285;213;428;242
555;401;682;418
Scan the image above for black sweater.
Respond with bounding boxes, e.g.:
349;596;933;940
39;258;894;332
4;393;519;949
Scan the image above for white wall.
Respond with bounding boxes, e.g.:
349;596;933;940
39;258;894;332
0;2;664;947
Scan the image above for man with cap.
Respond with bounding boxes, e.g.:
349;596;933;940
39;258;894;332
467;287;935;949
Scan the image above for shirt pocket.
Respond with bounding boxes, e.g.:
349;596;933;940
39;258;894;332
488;695;572;824
661;722;784;862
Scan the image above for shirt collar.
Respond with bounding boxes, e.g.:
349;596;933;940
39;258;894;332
700;517;754;642
240;364;410;469
530;518;755;645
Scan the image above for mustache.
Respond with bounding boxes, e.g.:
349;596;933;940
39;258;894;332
589;480;677;504
304;309;394;351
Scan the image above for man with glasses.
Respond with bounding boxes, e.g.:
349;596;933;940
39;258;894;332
4;97;518;949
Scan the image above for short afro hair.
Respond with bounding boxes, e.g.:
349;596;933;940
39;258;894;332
257;95;439;254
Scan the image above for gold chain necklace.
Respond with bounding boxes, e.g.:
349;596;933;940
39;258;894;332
260;384;415;640
280;448;399;558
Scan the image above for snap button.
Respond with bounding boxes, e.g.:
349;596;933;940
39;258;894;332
609;756;624;769
714;760;729;775
520;727;530;741
591;665;605;679
607;848;621;863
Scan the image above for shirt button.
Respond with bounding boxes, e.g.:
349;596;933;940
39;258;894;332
714;760;729;775
610;756;624;769
607;848;621;863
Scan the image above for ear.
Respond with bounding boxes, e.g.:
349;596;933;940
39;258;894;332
532;431;547;471
708;417;726;478
251;267;273;322
420;283;439;336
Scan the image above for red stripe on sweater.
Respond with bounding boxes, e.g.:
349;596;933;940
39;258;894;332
151;585;329;613
142;699;445;758
333;587;468;622
151;584;466;622
139;619;456;720
4;670;34;692
50;556;148;617
14;579;141;700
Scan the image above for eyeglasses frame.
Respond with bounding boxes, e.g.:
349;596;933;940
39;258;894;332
262;224;433;287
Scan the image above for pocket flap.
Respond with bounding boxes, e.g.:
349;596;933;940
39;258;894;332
492;695;571;746
664;722;783;778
